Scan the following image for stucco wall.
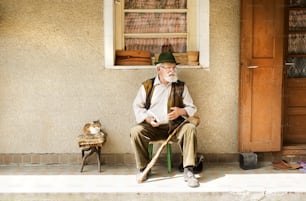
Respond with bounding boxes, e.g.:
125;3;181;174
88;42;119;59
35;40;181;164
0;0;240;154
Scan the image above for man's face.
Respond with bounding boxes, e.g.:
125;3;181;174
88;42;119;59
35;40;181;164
158;62;178;83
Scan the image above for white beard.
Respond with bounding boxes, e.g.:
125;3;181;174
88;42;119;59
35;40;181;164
164;74;178;83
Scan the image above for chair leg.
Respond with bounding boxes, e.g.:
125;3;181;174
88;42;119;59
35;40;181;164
148;143;172;173
166;144;172;173
148;144;153;160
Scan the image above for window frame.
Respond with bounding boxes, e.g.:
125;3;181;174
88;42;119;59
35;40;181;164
104;0;209;69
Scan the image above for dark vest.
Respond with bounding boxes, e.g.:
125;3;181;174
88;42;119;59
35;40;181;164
142;77;186;132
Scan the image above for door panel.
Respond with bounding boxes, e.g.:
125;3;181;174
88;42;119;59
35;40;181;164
253;0;274;57
239;0;284;152
284;78;306;144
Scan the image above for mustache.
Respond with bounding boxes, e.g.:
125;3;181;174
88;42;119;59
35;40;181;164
164;73;178;83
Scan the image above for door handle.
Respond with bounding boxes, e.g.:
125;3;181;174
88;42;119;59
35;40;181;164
247;66;258;69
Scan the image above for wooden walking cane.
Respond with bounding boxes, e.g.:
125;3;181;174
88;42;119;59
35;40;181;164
136;116;200;183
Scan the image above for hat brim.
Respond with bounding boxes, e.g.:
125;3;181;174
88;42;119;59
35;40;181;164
155;61;180;65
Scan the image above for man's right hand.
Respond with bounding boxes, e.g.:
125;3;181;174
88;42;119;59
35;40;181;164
145;117;160;127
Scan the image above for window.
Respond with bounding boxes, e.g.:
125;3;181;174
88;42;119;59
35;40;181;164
104;0;209;69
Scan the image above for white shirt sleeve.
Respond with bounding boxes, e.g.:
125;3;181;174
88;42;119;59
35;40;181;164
132;85;149;123
182;85;197;117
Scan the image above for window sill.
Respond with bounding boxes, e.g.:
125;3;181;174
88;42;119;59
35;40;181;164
105;65;208;70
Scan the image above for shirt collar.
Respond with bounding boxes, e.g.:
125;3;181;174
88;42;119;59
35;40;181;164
153;76;161;86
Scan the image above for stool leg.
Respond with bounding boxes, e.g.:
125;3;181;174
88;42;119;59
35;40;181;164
148;144;153;160
167;144;172;173
96;147;102;172
81;147;91;162
80;148;95;172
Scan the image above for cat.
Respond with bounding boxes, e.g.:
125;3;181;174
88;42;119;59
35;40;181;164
83;120;102;135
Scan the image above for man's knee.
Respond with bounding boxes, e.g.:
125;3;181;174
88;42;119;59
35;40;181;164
130;124;144;139
184;123;197;132
176;123;197;140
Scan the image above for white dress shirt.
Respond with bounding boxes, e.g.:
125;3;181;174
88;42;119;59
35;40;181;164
133;76;197;124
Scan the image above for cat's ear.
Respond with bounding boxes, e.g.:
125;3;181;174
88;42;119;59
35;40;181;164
84;123;90;128
94;120;102;126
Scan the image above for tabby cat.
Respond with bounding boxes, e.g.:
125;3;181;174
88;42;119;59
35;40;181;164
83;120;102;135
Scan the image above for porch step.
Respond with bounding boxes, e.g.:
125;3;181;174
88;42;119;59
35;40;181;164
1;174;306;201
0;164;306;201
0;191;305;201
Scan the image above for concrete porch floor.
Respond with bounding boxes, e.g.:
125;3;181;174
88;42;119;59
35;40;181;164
0;162;306;201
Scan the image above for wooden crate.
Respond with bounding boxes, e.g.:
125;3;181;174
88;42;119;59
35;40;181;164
115;50;152;65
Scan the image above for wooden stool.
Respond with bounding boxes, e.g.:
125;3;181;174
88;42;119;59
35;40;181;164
148;140;174;173
77;133;106;172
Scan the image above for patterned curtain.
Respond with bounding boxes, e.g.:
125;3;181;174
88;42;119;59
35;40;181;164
125;38;186;53
124;0;187;54
287;1;306;77
124;0;187;9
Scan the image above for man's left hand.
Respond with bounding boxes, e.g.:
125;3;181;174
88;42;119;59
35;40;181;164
168;107;187;120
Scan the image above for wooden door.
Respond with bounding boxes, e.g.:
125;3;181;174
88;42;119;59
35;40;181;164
283;1;306;146
239;0;284;152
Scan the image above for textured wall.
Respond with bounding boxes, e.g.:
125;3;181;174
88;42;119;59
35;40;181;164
0;0;240;154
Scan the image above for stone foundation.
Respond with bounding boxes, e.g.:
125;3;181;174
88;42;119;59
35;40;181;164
0;152;301;166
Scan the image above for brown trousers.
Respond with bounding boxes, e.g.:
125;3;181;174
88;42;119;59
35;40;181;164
130;122;197;170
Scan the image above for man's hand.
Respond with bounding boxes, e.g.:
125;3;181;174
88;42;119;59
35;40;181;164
168;107;187;120
145;116;160;127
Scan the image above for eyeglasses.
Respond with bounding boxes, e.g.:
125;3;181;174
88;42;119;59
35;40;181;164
160;66;176;71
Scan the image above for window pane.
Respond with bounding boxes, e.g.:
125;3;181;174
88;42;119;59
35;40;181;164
125;13;187;33
124;38;187;54
124;0;187;9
